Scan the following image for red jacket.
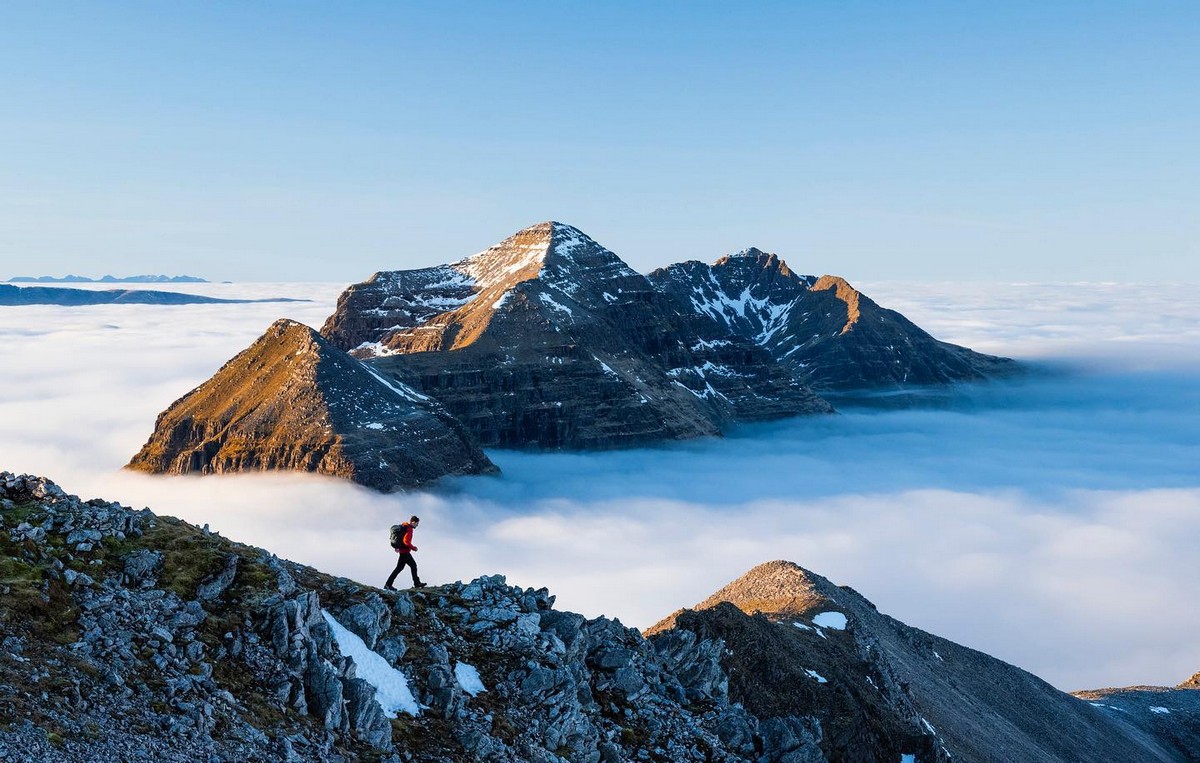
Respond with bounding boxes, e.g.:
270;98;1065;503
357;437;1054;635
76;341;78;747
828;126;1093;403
395;523;417;553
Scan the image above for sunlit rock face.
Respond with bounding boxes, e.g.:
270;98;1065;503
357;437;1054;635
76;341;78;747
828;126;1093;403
649;560;1197;763
324;222;831;449
127;319;495;490
649;249;1018;391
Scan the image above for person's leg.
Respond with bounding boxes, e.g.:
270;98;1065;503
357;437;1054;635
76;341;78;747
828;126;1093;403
404;553;422;586
385;554;405;588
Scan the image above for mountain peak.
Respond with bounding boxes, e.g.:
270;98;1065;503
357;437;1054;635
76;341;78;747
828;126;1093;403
811;275;863;334
127;318;495;490
712;247;804;283
718;246;773;263
264;317;319;343
455;221;608;292
691;560;842;619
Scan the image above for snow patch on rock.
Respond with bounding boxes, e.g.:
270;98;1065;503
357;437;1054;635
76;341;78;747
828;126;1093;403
321;611;420;718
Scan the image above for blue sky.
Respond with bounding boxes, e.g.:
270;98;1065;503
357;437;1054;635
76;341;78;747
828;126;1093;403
1;1;1197;281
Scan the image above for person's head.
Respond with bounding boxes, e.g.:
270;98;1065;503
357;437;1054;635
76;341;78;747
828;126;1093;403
409;515;420;526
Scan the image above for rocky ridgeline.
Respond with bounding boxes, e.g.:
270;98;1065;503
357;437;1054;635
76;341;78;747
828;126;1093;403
0;473;790;763
8;474;1193;762
651;561;1200;763
648;250;1016;391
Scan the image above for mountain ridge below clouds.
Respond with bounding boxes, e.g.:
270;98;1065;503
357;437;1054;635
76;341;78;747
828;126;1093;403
129;220;1019;490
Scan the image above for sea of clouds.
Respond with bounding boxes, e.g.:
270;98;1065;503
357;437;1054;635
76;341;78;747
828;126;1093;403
1;279;1197;691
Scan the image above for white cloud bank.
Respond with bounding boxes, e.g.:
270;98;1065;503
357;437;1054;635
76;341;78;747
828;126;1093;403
0;280;1197;692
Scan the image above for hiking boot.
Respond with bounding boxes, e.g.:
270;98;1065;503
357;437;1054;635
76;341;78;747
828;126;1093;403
383;584;396;591
413;581;428;589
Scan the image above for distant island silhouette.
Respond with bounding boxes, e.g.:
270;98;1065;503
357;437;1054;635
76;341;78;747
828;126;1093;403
7;274;208;284
0;284;309;306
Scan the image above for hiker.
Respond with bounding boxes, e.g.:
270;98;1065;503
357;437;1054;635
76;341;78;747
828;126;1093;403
385;515;427;590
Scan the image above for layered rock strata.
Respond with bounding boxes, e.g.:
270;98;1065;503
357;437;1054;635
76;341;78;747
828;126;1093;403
326;222;830;449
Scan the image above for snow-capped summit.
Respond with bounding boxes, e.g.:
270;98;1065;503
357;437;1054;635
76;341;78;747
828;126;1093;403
321;221;642;356
460;221;638;295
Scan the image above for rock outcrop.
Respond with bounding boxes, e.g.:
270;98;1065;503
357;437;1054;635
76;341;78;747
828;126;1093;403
2;476;1196;762
126;319;495;491
648;560;1197;763
0;472;763;762
648;249;1017;391
324;222;830;449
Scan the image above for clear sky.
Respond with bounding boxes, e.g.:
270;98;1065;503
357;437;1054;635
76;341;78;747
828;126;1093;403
1;1;1196;282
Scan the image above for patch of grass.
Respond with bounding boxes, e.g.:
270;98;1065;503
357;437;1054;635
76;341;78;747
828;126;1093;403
0;555;38;584
0;551;79;644
135;521;229;600
211;659;287;731
620;726;646;746
0;502;42;525
489;713;517;741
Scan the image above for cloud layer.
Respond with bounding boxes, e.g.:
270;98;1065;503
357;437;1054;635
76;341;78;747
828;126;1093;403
1;280;1197;691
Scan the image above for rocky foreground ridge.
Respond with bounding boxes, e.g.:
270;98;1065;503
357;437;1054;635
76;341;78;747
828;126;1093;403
2;473;1196;763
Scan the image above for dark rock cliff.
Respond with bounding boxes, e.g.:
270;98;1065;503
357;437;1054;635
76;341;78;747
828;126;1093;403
126;319;495;491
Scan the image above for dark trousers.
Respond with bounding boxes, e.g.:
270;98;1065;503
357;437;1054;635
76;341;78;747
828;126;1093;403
386;551;420;587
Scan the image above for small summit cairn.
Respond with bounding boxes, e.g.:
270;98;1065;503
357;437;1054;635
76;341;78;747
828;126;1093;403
126;319;495;491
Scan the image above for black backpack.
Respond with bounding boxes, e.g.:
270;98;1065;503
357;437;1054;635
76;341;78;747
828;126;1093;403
389;524;406;548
